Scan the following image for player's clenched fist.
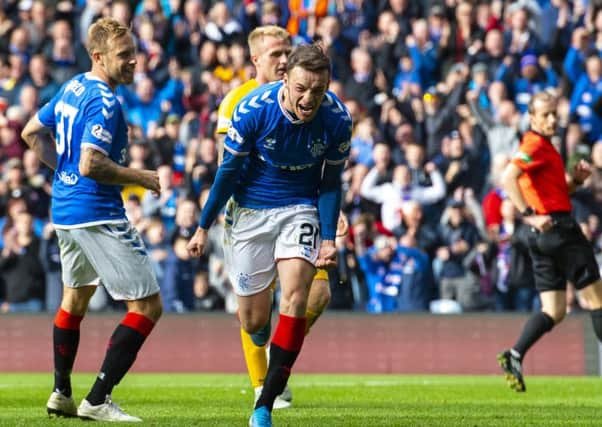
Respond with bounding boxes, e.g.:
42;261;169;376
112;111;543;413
139;170;161;195
187;227;208;257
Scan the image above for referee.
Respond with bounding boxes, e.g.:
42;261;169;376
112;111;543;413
497;91;602;392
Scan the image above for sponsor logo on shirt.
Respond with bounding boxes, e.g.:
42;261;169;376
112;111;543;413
309;138;326;157
264;137;276;150
338;140;351;154
91;124;113;144
227;126;244;144
58;171;79;185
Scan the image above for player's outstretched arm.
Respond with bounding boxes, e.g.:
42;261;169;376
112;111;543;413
79;147;160;194
21;115;57;170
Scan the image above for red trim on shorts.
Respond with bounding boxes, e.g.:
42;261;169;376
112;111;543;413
54;308;83;330
271;314;306;352
121;312;155;337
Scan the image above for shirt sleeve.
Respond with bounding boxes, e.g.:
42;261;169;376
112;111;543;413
216;90;236;135
511;134;545;173
223;99;257;157
80;90;120;156
323;94;352;165
37;94;59;129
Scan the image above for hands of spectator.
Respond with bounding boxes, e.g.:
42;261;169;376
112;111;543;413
451;239;469;254
467;39;483;56
503;55;514;67
571;27;589;50
466;89;479;103
445;161;462;182
574;0;586;19
244;1;257;14
538;55;551;69
375;70;388;92
424;161;437;174
557;3;569;28
42;223;55;240
190;31;201;47
456;104;471;119
440;21;451;46
358;30;371;49
2;228;18;256
491;0;503;18
411;97;424;121
436;246;450;261
406;34;416;47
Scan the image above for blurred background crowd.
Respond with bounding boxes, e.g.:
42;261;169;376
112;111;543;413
1;0;602;315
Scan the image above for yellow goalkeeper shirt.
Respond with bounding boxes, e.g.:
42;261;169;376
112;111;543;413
216;79;260;135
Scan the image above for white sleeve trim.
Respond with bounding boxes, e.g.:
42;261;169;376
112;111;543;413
224;145;249;157
81;142;109;156
325;158;347;165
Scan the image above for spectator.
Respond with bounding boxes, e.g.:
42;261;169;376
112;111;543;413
361;161;445;232
0;211;45;313
28;54;60;106
435;199;482;311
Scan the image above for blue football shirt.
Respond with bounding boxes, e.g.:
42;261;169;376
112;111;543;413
224;81;351;209
37;73;129;227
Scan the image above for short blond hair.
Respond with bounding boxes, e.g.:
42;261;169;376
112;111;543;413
87;17;130;57
528;91;556;115
248;25;289;57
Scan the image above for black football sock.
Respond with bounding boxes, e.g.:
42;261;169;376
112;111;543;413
53;308;84;397
590;308;602;341
255;314;306;411
86;313;154;405
512;312;555;359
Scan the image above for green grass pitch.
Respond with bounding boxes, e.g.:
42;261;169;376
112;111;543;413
1;373;601;426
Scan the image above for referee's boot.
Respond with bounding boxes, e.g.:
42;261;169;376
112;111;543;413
497;349;526;392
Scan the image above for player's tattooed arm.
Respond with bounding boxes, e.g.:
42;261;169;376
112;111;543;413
21;116;57;170
79;147;160;194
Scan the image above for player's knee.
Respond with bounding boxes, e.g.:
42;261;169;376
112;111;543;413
543;307;565;324
250;321;271;347
240;315;270;335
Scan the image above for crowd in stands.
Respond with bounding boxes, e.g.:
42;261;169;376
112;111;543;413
1;0;602;315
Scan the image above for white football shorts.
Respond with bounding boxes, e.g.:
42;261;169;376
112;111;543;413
223;200;320;296
56;222;159;301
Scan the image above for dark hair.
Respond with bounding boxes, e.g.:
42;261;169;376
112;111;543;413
286;43;331;78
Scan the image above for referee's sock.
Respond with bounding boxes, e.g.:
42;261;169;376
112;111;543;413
513;311;555;359
255;314;306;411
86;312;155;405
53;308;83;398
589;308;602;341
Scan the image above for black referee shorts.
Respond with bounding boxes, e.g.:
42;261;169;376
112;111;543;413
525;213;600;292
